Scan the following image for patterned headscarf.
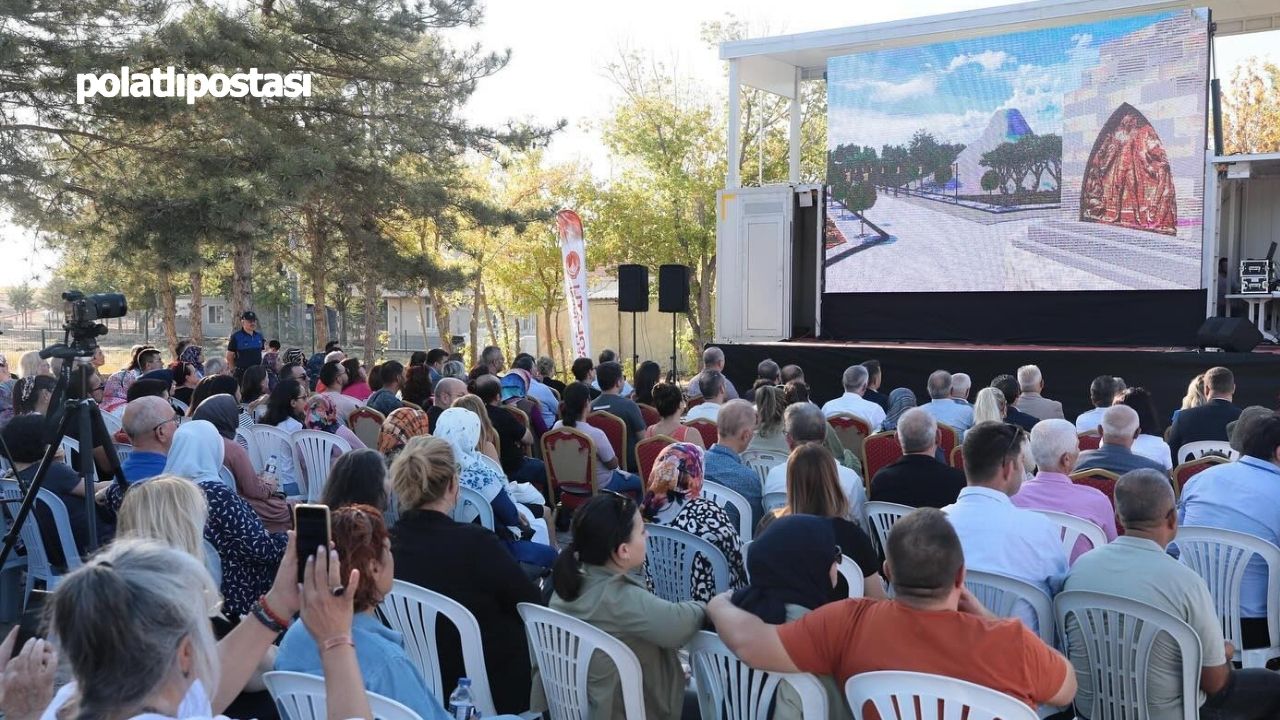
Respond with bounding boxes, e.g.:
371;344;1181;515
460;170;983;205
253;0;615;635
378;407;430;455
433;407;482;471
881;388;917;431
304;394;340;433
283;347;307;367
642;442;705;520
179;345;205;376
100;369;136;413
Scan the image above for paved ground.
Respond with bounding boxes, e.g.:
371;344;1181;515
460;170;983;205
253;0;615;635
825;194;1130;293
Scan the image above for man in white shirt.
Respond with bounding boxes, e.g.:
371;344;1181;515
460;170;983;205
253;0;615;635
920;370;974;438
950;373;972;406
944;421;1068;629
684;370;727;423
590;349;633;397
764;402;866;524
1074;375;1120;434
820;365;886;429
686;346;739;400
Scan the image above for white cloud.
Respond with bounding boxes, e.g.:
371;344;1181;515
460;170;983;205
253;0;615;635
828;107;992;150
843;73;938;101
946;49;1011;73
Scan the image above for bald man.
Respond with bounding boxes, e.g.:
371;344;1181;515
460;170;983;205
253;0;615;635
1073;404;1167;476
428;377;466;434
704;399;763;529
120;395;180;484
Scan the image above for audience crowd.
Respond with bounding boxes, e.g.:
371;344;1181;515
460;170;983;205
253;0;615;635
0;324;1278;720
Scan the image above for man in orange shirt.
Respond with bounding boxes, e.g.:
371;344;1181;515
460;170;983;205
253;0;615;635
708;508;1076;712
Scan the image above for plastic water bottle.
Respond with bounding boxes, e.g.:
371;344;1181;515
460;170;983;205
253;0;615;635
447;677;478;720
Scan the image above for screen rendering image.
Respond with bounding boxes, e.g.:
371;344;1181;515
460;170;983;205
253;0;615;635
824;9;1208;293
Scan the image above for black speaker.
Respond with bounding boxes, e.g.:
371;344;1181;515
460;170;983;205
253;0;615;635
1196;317;1263;352
658;264;690;313
617;265;649;312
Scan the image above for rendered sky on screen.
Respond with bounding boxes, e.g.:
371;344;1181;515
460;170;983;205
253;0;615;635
826;10;1201;150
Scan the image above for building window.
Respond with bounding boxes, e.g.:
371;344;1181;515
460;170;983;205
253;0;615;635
208;305;224;325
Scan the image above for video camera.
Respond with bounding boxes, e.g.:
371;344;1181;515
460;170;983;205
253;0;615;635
40;290;128;360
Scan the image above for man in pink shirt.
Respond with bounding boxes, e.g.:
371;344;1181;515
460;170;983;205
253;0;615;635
1012;419;1117;562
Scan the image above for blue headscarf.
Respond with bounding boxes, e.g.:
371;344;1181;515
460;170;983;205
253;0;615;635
731;514;839;623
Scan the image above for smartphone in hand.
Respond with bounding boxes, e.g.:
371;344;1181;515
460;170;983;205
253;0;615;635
293;504;331;584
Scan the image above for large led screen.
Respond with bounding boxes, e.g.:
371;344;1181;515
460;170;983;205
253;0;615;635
824;9;1209;293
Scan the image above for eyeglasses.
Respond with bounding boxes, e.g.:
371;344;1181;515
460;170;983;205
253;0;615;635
148;416;180;434
1003;426;1025;461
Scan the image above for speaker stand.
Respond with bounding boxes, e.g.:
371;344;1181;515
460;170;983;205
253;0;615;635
668;312;679;384
630;311;639;372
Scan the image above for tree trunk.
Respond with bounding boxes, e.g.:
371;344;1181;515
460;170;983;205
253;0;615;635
305;209;329;350
553;312;567;380
157;266;179;356
188;270;204;348
417;296;431;352
542;304;554;358
468;277;480;368
479;280;498;350
361;272;379;366
428;288;452;351
335;289;349;348
230;237;253;325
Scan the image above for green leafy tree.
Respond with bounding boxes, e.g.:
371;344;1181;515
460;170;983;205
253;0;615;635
8;284;36;329
981;169;1001;196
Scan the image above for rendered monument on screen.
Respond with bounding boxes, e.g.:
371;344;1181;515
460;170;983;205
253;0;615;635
823;9;1209;293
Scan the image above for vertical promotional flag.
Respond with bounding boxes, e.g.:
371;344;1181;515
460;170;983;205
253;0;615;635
555;209;591;359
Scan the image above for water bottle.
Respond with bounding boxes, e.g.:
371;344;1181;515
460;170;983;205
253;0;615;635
447;677;478;720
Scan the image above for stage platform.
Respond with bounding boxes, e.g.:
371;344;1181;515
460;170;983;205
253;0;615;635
716;340;1280;422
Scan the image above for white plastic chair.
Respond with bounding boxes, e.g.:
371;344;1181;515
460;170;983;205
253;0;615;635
262;670;421;720
202;539;223;586
0;480;82;603
236;427;264;472
291;429;352;502
57;437;96;482
844;671;1037;720
763;491;787;512
645;524;731;603
0;489;28;620
689;631;829;719
218;465;236;489
170;398;190;415
864;501;912;554
701;481;754;542
1034;509;1108;559
112;443;133;466
963;569;1054;646
1055;590;1201;720
1175;440;1237;464
837;555;864;599
1173;525;1280;669
99;410;122;436
378;580;498;716
739;449;786;485
452;486;495;531
518;602;647;720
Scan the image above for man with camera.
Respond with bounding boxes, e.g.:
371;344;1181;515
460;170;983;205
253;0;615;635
226;311;266;379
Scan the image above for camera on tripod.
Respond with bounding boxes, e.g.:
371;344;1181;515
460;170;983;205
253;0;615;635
41;290;128;359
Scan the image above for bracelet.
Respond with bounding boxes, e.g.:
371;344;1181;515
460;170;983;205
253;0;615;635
249;601;286;634
321;635;354;653
259;594;293;629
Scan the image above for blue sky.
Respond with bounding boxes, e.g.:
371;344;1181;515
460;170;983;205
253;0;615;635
828;9;1206;150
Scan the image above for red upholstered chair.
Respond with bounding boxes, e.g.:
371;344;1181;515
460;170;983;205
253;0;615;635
1172;455;1229;498
585;411;629;472
684;419;719;449
1077;433;1102;451
540;426;598;512
936;424;959;459
636;435;675;485
828;413;873;461
1069;468;1122;534
638;403;662;428
949;445;965;471
862;431;904;493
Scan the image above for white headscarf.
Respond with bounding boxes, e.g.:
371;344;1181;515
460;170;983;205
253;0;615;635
163;419;226;485
434;408;483;471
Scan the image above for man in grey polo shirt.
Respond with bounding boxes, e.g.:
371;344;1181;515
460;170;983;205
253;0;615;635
1063;469;1280;720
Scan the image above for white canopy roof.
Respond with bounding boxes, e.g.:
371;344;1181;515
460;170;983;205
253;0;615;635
722;0;1279;95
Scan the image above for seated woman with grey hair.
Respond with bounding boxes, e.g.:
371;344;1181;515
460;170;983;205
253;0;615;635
39;538;372;720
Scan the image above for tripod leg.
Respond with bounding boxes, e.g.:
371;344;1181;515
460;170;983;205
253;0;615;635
77;401;98;551
0;406;83;570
